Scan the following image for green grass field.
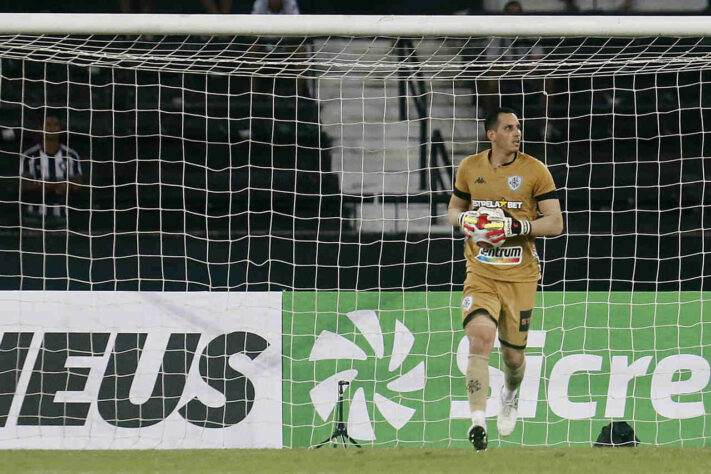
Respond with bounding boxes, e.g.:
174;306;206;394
2;447;711;474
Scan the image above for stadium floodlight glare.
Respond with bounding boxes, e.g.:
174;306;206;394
0;13;709;449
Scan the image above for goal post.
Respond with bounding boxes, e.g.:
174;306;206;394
0;14;708;449
0;13;710;36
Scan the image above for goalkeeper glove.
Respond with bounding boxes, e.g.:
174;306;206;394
476;208;532;240
457;210;480;238
458;209;507;246
499;210;531;238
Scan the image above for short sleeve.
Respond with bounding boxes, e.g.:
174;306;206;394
453;161;471;201
20;150;34;178
63;146;82;178
69;156;82;178
532;161;557;201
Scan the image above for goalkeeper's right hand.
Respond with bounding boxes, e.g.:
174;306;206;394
457;210;480;238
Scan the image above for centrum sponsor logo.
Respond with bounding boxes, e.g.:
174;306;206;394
471;199;522;209
476;246;523;265
308;310;425;440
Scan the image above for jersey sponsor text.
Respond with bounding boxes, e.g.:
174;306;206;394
475;246;523;265
471;199;522;210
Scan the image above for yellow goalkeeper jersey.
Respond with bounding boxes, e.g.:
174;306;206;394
453;150;558;282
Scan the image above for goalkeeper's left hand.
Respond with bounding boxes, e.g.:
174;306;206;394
479;207;531;239
501;210;531;237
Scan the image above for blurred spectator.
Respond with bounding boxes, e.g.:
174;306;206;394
479;2;543;109
477;1;555;139
251;0;300;14
501;0;522;14
201;0;233;14
119;0;154;13
120;1;155;41
618;0;634;13
20;116;83;227
560;0;580;13
249;0;309;96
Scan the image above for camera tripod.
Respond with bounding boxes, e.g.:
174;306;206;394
314;380;361;449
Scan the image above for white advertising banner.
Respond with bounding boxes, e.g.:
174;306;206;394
0;291;282;449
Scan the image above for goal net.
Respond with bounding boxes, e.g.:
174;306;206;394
0;14;708;449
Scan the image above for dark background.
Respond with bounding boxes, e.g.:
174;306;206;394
0;0;478;14
0;4;709;293
0;0;708;15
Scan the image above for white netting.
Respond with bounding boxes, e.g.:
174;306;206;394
2;34;711;77
0;20;708;448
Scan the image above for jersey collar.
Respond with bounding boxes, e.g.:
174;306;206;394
487;150;518;167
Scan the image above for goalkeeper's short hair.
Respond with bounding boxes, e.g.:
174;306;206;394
484;106;519;132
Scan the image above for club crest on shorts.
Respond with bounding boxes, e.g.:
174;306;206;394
461;296;473;311
508;175;522;191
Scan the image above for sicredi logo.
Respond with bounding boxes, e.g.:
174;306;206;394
0;292;283;449
450;332;709;421
308;310;424;440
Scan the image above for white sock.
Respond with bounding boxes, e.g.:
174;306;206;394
471;410;486;428
501;386;518;404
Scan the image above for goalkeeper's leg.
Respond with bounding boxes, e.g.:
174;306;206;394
496;281;536;436
463;311;497;451
498;348;525;436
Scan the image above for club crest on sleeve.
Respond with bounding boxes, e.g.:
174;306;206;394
462;296;473;311
508;175;522;191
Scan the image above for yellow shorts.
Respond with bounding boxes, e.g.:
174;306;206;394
461;272;537;349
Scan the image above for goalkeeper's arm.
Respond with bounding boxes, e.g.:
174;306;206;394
448;194;472;228
499;198;563;238
529;198;564;237
448;194;563;237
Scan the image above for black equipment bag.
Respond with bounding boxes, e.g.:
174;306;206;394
594;421;640;447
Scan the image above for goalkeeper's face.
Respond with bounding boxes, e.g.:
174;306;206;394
489;113;521;154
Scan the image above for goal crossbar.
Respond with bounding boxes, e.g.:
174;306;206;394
1;13;711;37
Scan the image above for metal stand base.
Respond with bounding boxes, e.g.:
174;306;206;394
313;381;361;449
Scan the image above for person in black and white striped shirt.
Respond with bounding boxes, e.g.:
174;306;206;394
20;116;83;221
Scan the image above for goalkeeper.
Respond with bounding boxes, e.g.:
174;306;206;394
448;107;563;451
